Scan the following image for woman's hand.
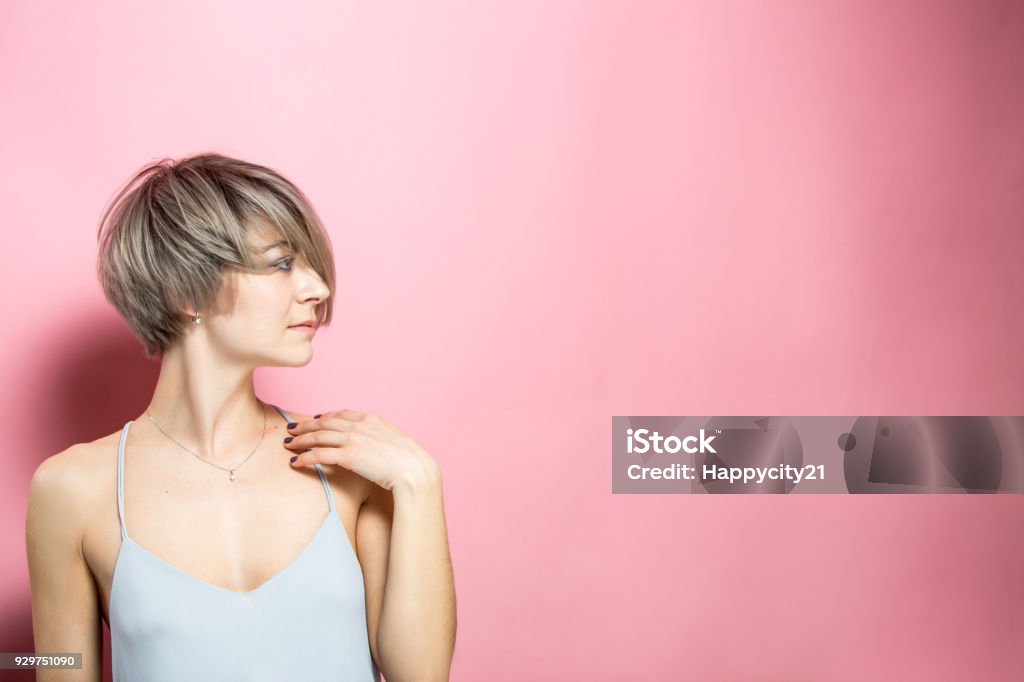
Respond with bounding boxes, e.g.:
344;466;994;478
283;410;439;491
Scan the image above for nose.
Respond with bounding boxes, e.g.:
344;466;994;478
296;258;331;304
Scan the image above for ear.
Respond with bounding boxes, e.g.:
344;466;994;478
166;289;199;321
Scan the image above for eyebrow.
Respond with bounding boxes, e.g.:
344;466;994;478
259;240;290;253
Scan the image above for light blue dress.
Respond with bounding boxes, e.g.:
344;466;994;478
109;404;382;681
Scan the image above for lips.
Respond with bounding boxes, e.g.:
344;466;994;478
289;320;316;328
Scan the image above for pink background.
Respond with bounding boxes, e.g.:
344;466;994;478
3;1;1023;680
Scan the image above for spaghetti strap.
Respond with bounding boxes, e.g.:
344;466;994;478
270;403;336;512
116;420;133;541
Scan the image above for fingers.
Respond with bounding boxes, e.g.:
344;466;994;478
289;449;315;467
287;440;358;469
283;409;368;469
283;427;348;454
286;410;367;436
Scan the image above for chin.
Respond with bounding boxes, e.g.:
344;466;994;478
286;349;315;367
257;347;315;368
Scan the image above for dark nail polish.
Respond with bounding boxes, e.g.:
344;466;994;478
284;436;293;443
287;422;297;429
290;455;298;463
313;414;321;419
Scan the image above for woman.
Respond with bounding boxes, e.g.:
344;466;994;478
25;153;457;681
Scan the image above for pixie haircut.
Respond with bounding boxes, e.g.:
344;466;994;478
96;153;335;359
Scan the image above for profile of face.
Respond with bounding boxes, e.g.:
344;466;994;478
189;223;331;369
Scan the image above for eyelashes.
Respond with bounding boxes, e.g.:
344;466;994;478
274;256;294;272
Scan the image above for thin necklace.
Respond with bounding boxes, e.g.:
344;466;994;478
146;400;268;482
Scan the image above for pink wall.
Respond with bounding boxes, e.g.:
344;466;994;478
3;1;1022;680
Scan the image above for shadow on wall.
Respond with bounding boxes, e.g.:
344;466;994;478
47;323;160;449
14;318;159;682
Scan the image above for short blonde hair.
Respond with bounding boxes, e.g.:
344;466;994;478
96;152;336;359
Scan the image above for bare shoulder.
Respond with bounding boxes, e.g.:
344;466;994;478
36;430;122;490
28;434;118;536
26;436;119;679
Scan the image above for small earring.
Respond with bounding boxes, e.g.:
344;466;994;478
191;313;201;324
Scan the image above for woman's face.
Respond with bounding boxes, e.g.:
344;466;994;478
199;226;331;368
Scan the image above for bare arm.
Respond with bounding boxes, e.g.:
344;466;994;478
357;466;457;682
26;449;103;682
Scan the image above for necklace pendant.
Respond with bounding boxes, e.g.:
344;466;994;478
229;469;236;481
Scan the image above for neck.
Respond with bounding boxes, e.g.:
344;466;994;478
142;338;269;465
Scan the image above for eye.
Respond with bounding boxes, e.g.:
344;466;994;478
274;256;294;272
